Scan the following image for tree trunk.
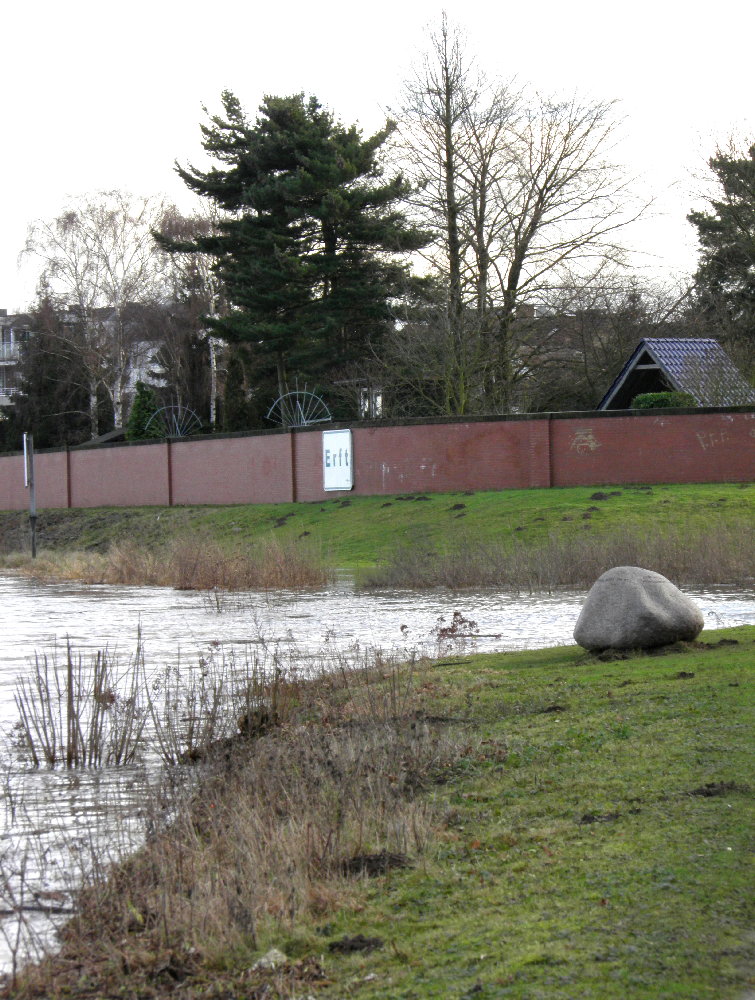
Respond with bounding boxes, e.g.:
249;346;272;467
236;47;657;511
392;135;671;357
88;378;99;439
208;336;218;429
276;354;288;401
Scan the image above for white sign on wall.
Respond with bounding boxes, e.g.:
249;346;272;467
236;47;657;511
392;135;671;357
322;429;353;491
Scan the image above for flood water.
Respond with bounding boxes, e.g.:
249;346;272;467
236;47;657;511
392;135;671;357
0;572;752;974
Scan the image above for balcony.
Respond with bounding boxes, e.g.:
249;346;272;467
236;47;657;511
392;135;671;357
0;386;19;407
0;343;20;362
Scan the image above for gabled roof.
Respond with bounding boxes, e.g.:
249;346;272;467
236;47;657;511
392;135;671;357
0;312;33;328
598;338;755;410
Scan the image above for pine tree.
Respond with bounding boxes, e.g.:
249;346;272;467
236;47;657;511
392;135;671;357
159;92;430;402
126;381;161;440
688;143;755;366
222;353;251;431
13;295;93;448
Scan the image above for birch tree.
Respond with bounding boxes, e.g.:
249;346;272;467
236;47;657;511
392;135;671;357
154;205;226;428
23;191;168;436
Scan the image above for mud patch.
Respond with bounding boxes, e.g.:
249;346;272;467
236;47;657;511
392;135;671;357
342;850;411;877
580;811;621;824
688;781;749;798
328;934;384;954
595;649;632;662
273;511;296;528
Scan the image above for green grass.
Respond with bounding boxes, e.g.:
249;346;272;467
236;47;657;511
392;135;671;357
0;481;752;569
7;627;753;999
307;628;755;999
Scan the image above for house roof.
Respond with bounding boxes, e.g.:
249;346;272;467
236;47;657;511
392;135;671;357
598;338;755;410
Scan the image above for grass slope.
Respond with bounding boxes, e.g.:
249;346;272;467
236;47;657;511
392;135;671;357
11;628;752;999
309;628;755;999
0;482;752;569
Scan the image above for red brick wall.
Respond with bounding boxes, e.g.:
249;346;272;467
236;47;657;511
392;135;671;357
0;410;752;511
170;434;293;505
292;419;553;501
69;443;170;507
0;449;69;510
551;411;755;486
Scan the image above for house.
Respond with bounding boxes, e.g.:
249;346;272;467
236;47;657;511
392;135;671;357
0;303;164;425
598;338;755;410
0;309;32;407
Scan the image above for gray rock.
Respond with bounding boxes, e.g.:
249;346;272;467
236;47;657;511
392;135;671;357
252;948;287;970
574;566;704;651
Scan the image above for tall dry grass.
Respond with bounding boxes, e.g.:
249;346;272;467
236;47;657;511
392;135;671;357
4;535;329;591
363;520;755;591
13;641;147;768
12;645;476;989
12;636;311;771
147;645;307;766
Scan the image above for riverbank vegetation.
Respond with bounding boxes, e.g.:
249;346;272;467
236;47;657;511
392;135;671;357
1;536;328;591
4;626;753;999
364;517;754;590
0;482;752;589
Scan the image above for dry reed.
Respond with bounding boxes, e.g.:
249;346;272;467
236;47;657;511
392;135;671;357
10;643;476;989
4;535;329;591
147;645;305;766
363;520;755;591
13;641;147;769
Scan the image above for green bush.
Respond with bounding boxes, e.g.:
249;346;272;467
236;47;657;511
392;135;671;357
126;382;162;439
631;390;697;409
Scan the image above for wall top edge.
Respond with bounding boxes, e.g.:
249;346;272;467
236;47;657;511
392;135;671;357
1;404;753;458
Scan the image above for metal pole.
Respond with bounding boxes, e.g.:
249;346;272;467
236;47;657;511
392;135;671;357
23;433;37;559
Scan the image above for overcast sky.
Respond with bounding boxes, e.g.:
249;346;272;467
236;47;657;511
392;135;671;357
2;0;753;313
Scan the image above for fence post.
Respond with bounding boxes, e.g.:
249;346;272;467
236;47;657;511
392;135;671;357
290;429;297;502
166;439;174;507
23;433;37;558
65;444;72;508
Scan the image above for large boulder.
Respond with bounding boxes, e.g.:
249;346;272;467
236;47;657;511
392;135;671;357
574;566;704;651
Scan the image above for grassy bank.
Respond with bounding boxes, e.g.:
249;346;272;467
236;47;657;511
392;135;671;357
6;627;754;999
0;482;753;586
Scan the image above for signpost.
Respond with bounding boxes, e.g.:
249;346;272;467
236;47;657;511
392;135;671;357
23;432;37;558
322;429;353;491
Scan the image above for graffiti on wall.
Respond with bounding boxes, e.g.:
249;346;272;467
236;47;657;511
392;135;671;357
569;429;601;455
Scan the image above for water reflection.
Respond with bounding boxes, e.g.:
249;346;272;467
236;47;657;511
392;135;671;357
0;573;752;974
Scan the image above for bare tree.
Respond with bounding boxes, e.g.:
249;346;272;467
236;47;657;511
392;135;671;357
527;271;696;410
378;301;488;417
155;205;227;428
23;191;169;435
396;17;645;413
400;14;473;343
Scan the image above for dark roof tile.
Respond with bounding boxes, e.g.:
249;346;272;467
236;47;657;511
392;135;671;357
599;338;755;408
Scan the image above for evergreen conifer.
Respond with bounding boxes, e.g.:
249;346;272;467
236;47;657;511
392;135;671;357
159;92;429;401
126;381;161;439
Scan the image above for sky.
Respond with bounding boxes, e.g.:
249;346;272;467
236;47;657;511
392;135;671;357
2;0;753;313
